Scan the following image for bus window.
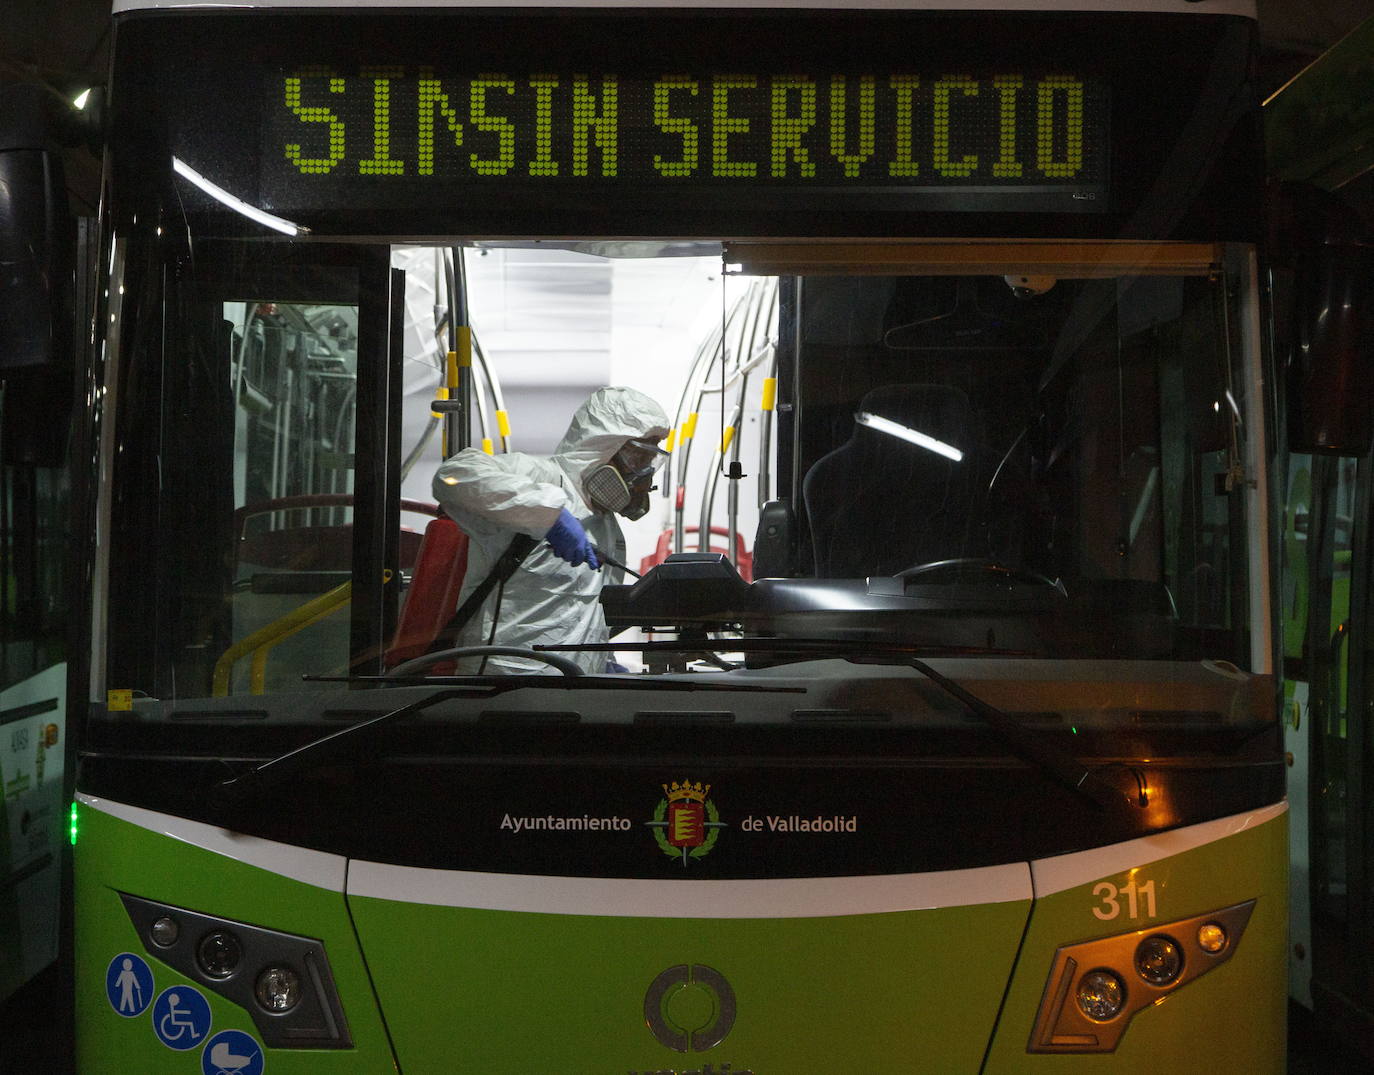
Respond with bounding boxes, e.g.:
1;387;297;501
225;300;359;694
780;266;1250;665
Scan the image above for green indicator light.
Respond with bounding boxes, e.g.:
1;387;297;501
69;801;79;845
1071;726;1079;735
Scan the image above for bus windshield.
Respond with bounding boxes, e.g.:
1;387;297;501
91;4;1270;739
98;233;1259;706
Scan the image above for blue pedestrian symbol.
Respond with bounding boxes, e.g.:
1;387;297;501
151;985;212;1050
105;953;154;1017
201;1029;265;1075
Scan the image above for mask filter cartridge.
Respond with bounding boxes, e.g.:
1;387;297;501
585;464;632;514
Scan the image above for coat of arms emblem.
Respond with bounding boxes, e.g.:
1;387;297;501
647;779;726;866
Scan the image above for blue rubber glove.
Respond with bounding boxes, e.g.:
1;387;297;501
545;508;600;568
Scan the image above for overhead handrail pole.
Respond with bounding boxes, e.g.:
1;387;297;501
428;250;511;457
672;281;756;552
729;280;775;555
441;247;473;456
695;336;776;395
668;316;727;552
456;247;475;453
695;278;774;557
758;350;779;508
471;331;513;452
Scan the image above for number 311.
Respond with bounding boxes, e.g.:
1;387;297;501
1092;878;1157;921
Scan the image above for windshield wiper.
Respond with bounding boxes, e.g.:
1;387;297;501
903;655;1134;811
215;687;468;800
220;639;1117;807
544;638;1135;811
216;671;805;799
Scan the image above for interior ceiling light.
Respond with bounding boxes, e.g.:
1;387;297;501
854;411;964;462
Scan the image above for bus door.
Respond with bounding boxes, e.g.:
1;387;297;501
101;240;404;703
1298;449;1374;1052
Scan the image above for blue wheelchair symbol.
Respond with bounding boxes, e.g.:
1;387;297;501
151;985;212;1050
201;1029;265;1075
105;953;154;1017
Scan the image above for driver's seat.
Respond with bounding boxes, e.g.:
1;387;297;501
803;383;1003;578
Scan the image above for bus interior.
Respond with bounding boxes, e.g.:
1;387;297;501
121;239;1260;700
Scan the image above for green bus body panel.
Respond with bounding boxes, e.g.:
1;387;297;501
983;810;1288;1073
72;804;1286;1071
346;893;1030;1071
73;806;397;1073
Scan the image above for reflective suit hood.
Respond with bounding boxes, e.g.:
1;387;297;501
554;386;671;504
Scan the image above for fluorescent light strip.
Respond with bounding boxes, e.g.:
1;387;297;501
172;156;306;237
855;411;964;462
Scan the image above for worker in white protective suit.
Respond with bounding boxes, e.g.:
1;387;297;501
432;386;671;674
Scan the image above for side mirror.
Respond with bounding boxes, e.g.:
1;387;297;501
0;83;74;373
1274;183;1374;456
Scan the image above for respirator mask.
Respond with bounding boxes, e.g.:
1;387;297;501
584;438;669;520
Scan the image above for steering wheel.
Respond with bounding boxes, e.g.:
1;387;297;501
897;557;1067;596
386;646;583;677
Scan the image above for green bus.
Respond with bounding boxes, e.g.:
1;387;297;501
56;0;1302;1070
0;82;80;1012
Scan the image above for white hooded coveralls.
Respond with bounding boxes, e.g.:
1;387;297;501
432;386;670;674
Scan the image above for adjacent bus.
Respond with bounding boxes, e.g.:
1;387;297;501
1266;13;1374;1062
0;81;80;1014
63;1;1291;1070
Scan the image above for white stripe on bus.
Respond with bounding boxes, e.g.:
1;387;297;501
76;793;348;893
346;860;1033;917
1030;800;1287;897
78;794;1286;914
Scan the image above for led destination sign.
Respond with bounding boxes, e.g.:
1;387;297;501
266;68;1108;204
116;9;1262;236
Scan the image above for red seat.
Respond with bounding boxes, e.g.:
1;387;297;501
640;526;753;582
384;516;470;668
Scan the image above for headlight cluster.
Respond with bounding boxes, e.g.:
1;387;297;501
196;930;243;980
1132;934;1183;988
120;892;351;1049
1030;899;1255;1053
255;964;304;1012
